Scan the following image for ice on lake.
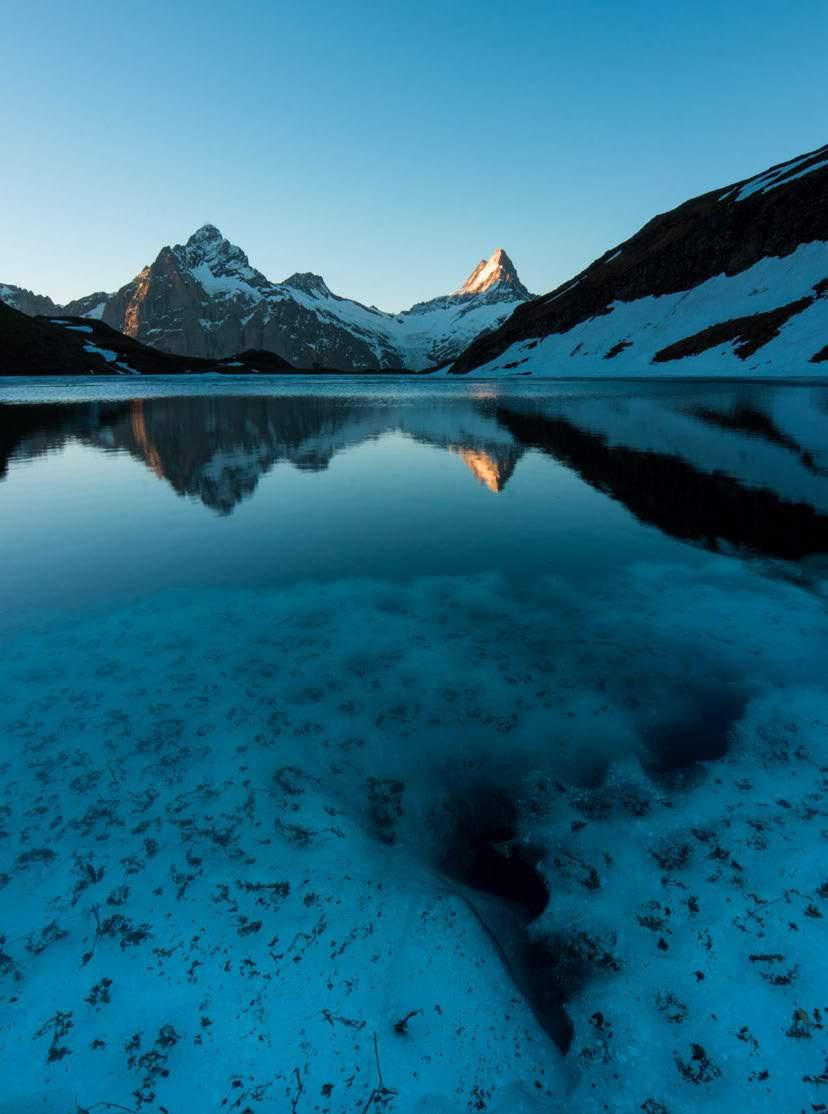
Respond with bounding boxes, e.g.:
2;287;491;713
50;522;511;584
1;379;827;1112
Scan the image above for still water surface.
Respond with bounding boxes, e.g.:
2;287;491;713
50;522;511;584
1;379;827;1112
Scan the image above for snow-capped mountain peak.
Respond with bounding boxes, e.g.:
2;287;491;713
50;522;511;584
177;224;256;277
1;230;534;371
456;247;528;299
187;222;224;244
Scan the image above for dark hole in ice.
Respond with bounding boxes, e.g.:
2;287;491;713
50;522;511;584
642;685;746;776
519;929;623;1055
517;936;581;1054
435;783;581;1053
435;784;549;921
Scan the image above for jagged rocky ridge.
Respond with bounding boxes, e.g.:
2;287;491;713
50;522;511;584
450;144;828;376
1;233;533;371
0;283;59;317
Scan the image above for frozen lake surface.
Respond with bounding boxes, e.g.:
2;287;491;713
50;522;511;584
1;378;827;1112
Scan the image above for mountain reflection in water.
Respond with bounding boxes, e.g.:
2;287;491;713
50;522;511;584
2;383;827;560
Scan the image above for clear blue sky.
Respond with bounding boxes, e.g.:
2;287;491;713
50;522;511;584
2;0;826;311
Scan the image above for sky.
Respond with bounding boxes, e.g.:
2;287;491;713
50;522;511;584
2;0;826;312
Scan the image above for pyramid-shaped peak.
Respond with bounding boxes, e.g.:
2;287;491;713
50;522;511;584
455;247;530;299
176;224;253;274
187;223;224;244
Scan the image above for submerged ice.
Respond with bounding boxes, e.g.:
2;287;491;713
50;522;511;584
1;552;827;1112
1;381;827;1112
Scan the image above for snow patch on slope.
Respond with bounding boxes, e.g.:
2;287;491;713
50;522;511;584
722;146;828;203
190;261;265;303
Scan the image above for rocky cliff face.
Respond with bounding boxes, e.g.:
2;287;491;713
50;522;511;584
451;144;828;376
2;230;534;371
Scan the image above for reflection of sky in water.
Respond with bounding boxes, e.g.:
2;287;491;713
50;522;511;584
0;381;827;1112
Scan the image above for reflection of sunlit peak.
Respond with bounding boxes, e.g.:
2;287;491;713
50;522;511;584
455;447;507;493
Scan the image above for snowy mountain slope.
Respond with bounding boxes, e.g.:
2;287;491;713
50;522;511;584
1;232;533;371
451;143;828;376
388;250;532;368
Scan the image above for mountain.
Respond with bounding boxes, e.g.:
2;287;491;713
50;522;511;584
451;144;828;376
0;301;294;375
394;248;534;368
1;231;533;372
456;248;530;298
0;283;59;317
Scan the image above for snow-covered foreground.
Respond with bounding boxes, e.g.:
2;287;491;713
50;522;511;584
2;555;827;1112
